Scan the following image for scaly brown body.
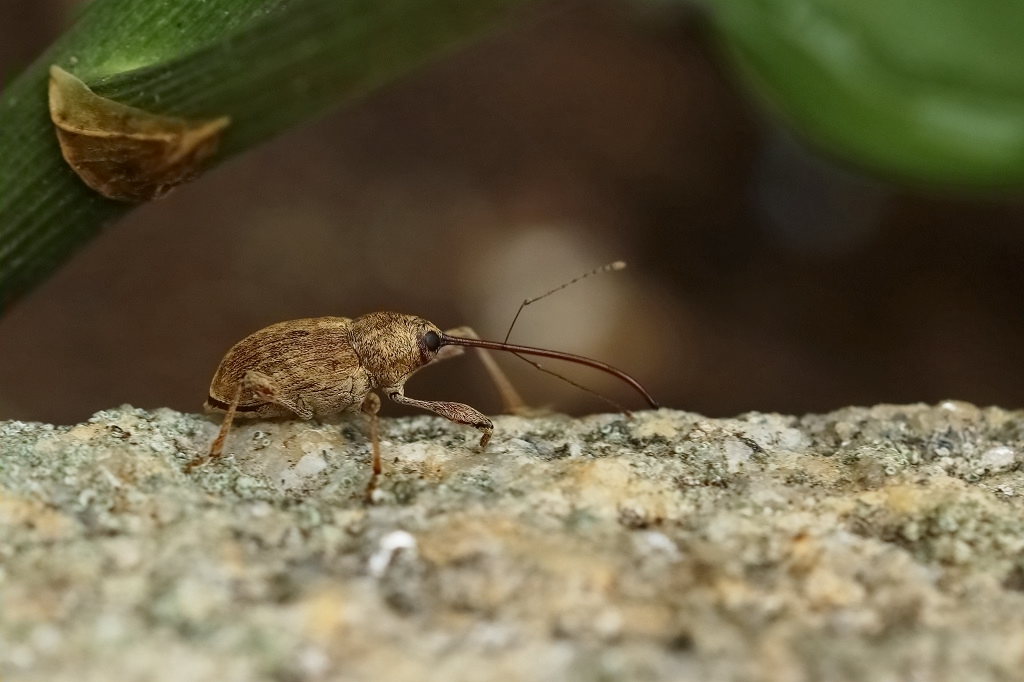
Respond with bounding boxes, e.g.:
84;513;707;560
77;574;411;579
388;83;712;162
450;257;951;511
197;312;498;481
205;316;370;419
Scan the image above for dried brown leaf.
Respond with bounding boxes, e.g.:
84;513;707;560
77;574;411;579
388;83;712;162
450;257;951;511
48;65;230;202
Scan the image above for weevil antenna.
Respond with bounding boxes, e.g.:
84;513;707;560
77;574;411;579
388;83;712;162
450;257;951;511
511;355;632;415
499;260;635;410
503;260;626;344
439;334;658;409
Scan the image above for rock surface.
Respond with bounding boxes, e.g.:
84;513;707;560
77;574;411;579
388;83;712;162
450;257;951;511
2;403;1024;682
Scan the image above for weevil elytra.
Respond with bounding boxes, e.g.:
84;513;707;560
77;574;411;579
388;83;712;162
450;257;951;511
193;310;658;481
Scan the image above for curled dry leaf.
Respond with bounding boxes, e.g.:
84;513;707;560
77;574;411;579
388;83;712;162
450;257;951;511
48;65;231;202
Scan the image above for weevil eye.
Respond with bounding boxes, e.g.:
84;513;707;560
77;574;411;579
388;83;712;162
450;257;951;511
423;330;441;352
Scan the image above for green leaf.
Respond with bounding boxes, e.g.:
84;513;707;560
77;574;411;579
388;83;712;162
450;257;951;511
0;0;529;312
712;0;1024;187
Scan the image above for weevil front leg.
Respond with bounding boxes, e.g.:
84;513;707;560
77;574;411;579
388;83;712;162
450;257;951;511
360;392;383;501
361;392;383;475
387;387;493;448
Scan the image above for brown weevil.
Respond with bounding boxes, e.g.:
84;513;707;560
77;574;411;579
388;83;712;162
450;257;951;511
193;310;658;488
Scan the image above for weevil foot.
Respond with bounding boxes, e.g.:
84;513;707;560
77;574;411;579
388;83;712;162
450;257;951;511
184;456;209;473
363;471;382;504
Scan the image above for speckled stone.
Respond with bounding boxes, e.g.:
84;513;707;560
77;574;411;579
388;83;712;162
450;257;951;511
1;402;1023;681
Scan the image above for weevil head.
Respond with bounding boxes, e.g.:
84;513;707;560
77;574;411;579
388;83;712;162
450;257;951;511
349;311;445;388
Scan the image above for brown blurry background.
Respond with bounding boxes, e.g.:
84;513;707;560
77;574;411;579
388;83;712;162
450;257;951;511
1;1;1023;425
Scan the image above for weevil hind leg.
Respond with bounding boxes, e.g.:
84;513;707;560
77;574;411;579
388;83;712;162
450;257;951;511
189;370;312;471
360;393;383;502
387;389;493;448
188;382;244;471
361;392;383;475
443;325;525;414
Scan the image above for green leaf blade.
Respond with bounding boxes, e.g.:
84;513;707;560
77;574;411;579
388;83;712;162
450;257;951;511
0;0;529;312
713;0;1024;187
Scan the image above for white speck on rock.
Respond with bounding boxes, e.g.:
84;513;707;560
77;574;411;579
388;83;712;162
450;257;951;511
980;446;1016;473
776;427;807;450
593;608;624;640
369;530;417;578
298;646;330;677
294;452;328;478
278;452;328;489
248;501;272;518
723;439;754;472
30;624;62;653
633;531;682;561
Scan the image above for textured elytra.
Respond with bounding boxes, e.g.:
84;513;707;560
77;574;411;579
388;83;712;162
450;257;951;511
48;65;230;202
206;317;371;419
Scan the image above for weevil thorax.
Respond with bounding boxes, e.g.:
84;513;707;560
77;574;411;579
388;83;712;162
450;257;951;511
348;311;444;389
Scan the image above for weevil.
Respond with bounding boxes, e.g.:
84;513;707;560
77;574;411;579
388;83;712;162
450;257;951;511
192;310;658;483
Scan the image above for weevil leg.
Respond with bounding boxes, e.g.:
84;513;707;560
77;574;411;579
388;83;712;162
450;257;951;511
190;370;313;471
360;393;383;501
443;325;525;414
387;388;493;448
187;382;243;471
245;370;314;419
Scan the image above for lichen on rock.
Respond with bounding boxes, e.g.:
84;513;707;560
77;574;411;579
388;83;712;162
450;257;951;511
1;402;1023;681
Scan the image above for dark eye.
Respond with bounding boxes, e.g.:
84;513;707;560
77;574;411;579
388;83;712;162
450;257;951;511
423;330;441;352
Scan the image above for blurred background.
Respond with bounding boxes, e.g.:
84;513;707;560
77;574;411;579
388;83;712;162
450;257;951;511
1;0;1023;424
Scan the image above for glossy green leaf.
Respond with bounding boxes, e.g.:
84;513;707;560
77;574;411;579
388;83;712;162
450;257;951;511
713;0;1024;187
